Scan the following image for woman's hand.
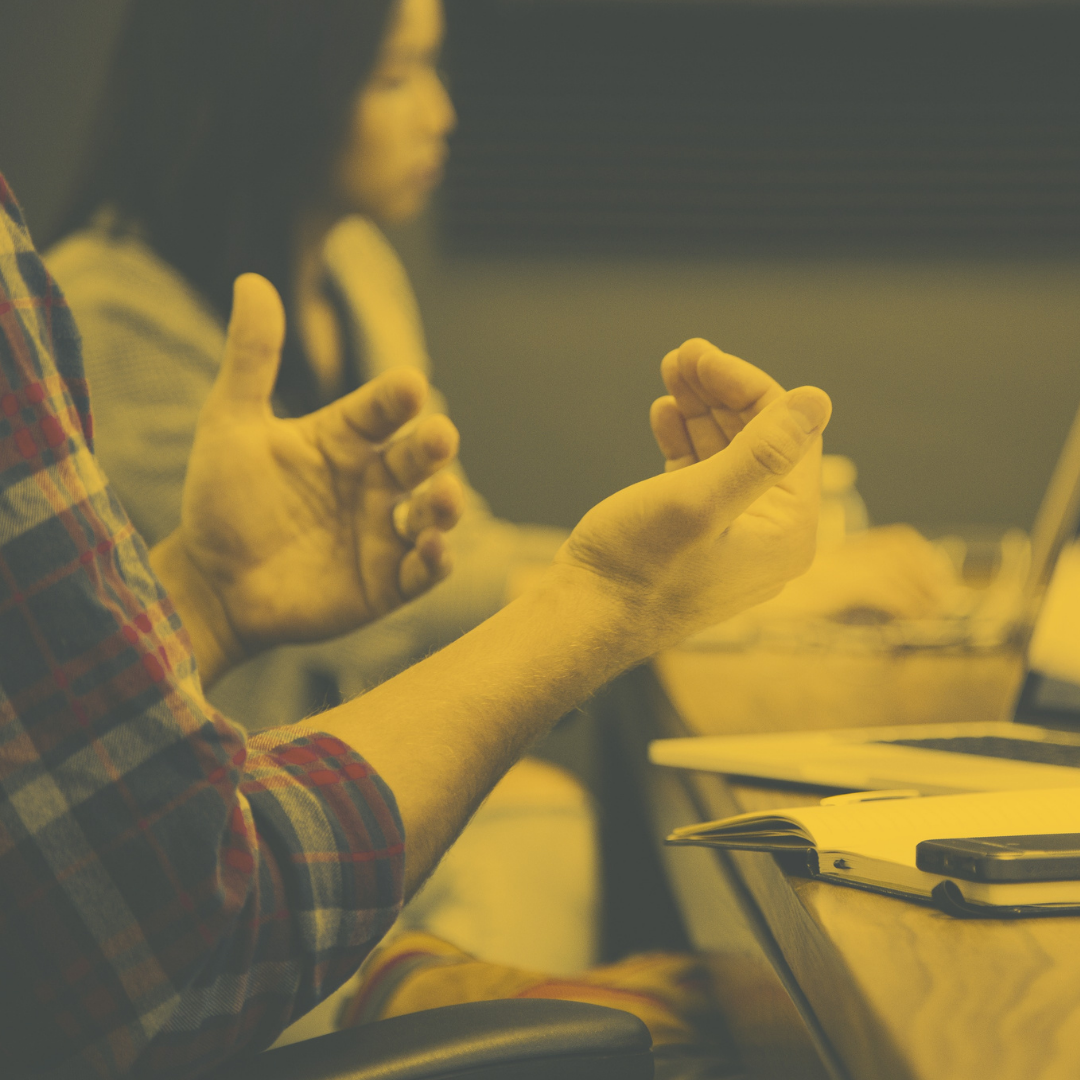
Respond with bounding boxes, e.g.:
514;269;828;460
765;524;959;622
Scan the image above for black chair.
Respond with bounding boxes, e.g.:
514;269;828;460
211;999;654;1080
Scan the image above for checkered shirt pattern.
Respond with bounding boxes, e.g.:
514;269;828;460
0;174;404;1079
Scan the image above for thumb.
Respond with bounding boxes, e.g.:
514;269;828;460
696;386;832;521
209;274;286;416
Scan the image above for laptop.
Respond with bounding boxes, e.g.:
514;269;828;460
649;397;1080;796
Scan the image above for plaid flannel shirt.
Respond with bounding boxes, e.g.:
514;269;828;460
0;174;404;1079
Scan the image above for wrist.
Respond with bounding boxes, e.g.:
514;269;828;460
530;560;661;674
148;531;245;688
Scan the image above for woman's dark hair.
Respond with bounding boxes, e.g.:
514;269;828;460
58;0;397;413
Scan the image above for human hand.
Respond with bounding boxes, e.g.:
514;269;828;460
552;339;831;654
164;274;465;679
764;524;959;622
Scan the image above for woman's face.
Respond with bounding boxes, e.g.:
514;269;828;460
333;0;456;223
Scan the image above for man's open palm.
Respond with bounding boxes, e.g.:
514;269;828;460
179;274;464;654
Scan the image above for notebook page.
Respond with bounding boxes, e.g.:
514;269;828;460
785;788;1080;867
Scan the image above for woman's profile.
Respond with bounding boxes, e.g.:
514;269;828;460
49;0;567;707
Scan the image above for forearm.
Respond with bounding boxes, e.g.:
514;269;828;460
318;564;646;898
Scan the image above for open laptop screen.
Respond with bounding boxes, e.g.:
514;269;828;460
1015;671;1080;732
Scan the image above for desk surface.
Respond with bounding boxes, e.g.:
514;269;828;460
642;645;1080;1080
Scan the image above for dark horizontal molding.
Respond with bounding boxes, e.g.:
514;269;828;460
440;0;1080;255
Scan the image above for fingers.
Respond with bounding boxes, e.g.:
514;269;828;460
660;347;729;460
393;471;465;544
680;339;784;417
210;274;286;417
650;396;696;472
332;367;430;443
388;464;464;604
690;386;833;524
660;338;787;460
399;527;454;600
382;413;460;491
306;371;455;482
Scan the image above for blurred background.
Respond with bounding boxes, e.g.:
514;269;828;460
2;0;1079;534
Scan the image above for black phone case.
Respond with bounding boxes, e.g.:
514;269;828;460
916;833;1080;882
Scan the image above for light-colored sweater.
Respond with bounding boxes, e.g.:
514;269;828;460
47;216;567;728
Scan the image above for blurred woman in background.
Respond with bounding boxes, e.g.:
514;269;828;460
48;0;597;985
49;0;569;716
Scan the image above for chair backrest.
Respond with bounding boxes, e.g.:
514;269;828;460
212;999;654;1080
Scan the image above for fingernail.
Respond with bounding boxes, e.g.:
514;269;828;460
787;390;828;434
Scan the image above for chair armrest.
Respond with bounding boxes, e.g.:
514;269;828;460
213;999;652;1080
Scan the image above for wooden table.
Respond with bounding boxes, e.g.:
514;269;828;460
615;644;1080;1080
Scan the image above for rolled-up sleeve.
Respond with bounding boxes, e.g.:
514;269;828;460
0;174;404;1080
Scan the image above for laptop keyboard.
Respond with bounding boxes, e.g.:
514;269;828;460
879;736;1080;769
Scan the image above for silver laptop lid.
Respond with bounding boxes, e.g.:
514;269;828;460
1012;397;1080;727
1019;398;1080;637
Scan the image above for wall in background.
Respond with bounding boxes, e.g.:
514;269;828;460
0;0;128;242
3;0;1079;535
440;2;1080;254
390;211;1080;532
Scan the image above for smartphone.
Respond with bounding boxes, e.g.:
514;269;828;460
916;833;1080;883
